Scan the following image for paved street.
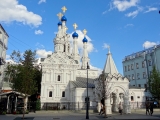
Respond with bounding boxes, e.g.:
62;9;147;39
0;111;160;120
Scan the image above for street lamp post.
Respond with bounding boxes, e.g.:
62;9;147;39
86;62;90;119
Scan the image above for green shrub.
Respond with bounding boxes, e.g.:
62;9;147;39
2;111;6;115
36;99;41;110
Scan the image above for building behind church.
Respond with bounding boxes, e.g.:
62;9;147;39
0;24;9;93
123;45;160;88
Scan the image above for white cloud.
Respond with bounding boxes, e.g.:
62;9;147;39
35;42;45;48
36;49;52;58
125;7;143;18
5;54;17;64
90;64;103;75
112;0;139;12
35;30;44;35
0;0;42;27
143;41;157;49
70;30;95;55
144;7;158;13
102;10;108;15
125;10;139;18
124;24;134;28
102;43;110;49
38;0;46;4
6;55;10;59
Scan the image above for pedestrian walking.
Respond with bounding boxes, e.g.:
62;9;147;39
99;103;103;115
150;101;154;116
118;102;123;115
145;101;150;115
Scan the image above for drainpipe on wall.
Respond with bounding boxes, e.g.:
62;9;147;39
143;51;149;88
133;61;137;87
153;45;158;70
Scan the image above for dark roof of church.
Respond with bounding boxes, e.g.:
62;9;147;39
70;77;96;88
129;85;142;89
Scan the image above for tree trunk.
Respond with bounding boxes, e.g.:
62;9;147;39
22;96;28;119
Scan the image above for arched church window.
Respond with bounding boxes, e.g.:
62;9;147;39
64;45;65;52
62;91;65;97
58;75;60;81
68;46;69;52
49;91;52;97
131;96;134;101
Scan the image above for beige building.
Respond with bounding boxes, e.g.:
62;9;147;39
0;24;9;93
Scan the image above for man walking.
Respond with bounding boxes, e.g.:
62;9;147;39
145;101;150;115
150;101;154;116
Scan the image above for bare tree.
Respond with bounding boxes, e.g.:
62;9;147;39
95;72;114;118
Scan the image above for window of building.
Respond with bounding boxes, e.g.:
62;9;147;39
148;60;152;66
142;61;145;68
132;74;135;80
128;65;130;71
136;63;139;69
137;96;140;98
137;73;140;79
125;66;127;72
138;84;141;87
143;72;146;78
62;91;65;97
131;64;134;70
131;96;134;101
49;91;52;97
128;75;130;80
144;84;147;88
58;75;60;81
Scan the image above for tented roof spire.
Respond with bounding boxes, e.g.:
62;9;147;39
103;46;118;74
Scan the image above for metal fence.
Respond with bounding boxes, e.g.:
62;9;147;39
130;102;149;109
40;102;97;111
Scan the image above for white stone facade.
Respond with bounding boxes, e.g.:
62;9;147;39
40;12;151;113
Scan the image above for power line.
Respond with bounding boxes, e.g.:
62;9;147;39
8;33;34;50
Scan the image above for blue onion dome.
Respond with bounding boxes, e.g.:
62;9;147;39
72;32;78;38
61;16;67;21
57;22;62;26
82;37;88;42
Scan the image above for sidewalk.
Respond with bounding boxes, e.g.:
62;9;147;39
0;110;160;120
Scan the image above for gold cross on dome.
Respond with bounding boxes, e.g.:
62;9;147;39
61;6;67;13
83;29;87;35
57;12;63;20
73;23;78;30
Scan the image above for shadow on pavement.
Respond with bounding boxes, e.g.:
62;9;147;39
14;117;34;120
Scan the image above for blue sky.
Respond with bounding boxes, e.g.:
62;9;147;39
1;0;160;74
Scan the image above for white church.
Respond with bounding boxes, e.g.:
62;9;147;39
40;7;151;114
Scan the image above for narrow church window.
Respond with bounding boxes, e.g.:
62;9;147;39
131;96;134;101
58;75;60;81
64;45;65;52
68;46;69;52
62;91;65;97
49;91;52;97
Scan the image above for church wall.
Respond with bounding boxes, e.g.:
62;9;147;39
41;65;76;103
76;69;98;79
129;89;151;103
75;88;96;107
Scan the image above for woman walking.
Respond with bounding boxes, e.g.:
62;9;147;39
118;102;123;115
